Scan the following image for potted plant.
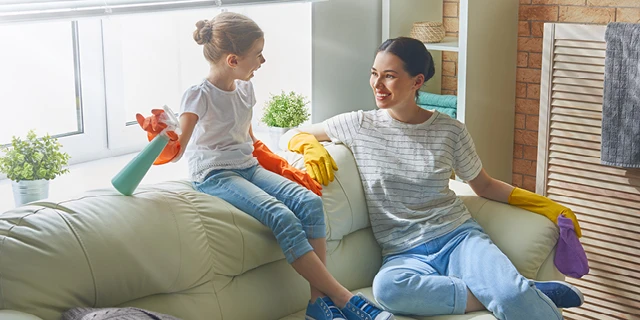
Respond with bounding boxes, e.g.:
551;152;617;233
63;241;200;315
261;91;310;150
0;129;70;207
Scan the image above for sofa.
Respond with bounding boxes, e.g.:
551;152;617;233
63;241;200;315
0;144;563;320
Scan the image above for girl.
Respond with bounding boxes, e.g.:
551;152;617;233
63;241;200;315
170;12;394;320
281;37;584;320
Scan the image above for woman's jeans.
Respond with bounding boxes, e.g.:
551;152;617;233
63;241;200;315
372;219;562;320
194;165;325;264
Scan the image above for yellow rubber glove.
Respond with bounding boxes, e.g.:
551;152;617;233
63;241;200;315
288;132;338;186
508;187;582;237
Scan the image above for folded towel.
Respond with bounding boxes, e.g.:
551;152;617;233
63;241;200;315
554;215;589;278
416;91;457;109
418;104;457;119
62;307;181;320
601;22;640;168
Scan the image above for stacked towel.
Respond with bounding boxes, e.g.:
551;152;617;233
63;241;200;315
416;91;458;119
601;22;640;168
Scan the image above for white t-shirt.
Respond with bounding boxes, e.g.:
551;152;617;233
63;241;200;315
180;79;258;182
324;109;482;255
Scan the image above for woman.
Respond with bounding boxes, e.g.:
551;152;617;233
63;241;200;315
281;37;584;320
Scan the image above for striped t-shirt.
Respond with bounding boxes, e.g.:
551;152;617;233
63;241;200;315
324;109;482;255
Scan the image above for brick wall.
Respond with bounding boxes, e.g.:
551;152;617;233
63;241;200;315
442;0;640;191
514;0;640;191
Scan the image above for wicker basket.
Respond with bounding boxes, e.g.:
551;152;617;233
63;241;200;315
409;21;446;43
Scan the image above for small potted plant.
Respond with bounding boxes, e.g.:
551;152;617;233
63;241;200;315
261;91;310;149
0;129;70;207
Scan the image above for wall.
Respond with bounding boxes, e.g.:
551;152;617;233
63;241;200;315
311;0;382;122
514;0;640;191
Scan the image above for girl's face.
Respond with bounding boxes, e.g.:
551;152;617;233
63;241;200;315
370;51;423;110
236;37;266;81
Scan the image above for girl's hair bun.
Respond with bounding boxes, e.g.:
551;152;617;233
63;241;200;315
194;19;213;45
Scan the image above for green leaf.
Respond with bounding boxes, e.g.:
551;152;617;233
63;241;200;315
0;129;71;181
261;91;310;128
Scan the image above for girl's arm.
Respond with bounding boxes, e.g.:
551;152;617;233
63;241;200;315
172;112;198;162
249;124;258;143
467;168;515;203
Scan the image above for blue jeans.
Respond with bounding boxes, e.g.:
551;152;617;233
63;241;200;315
194;165;325;264
372;219;562;320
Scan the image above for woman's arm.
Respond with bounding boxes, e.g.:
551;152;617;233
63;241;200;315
278;122;330;150
172;112;198;162
467;168;515;203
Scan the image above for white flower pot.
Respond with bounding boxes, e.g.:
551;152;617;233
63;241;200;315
268;127;291;151
12;179;50;207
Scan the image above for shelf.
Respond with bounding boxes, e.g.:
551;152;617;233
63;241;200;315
424;37;459;52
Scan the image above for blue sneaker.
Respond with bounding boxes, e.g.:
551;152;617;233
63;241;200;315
534;280;584;308
341;293;395;320
306;296;347;320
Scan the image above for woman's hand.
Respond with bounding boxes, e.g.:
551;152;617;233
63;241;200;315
288;132;338;186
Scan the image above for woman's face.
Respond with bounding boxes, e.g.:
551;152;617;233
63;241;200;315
369;51;422;110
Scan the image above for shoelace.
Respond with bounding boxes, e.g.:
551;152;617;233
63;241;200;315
322;297;346;319
352;296;383;318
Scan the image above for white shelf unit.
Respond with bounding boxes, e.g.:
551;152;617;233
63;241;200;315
382;0;519;183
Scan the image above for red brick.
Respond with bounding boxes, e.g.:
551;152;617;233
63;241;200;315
518;52;529;67
533;0;585;4
559;6;615;23
442;52;458;62
523;175;537;192
588;0;640;6
515;113;526;129
526;115;540;131
442;61;457;76
514;143;525;158
516;82;527;98
512;173;524;188
520;5;559;21
518;37;544;52
617;8;640;23
524;145;538;160
528;53;543;69
443;18;459;33
519;21;531;37
516;98;540;115
444;2;458;17
442;76;458;91
516;68;542;84
513;158;538;176
515;129;539;146
531;21;545;37
527;83;541;99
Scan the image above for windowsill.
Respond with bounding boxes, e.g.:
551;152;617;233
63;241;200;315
0;152;190;214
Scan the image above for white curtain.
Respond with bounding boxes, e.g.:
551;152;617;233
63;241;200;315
0;0;320;24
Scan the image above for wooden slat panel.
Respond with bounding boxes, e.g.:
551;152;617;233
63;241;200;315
587;251;640;275
588;260;640;281
551;92;603;104
565;285;640;313
548;151;605;165
549;137;601;150
554;46;606;58
555;54;605;66
553;69;605;80
552;84;603;96
548;166;640;191
554;62;605;74
548;158;640;179
547;179;640;202
579;220;640;240
547;172;640;195
550;107;602;120
555;39;607;50
549;145;600;157
552;99;603;112
553;77;604;88
551;114;602;127
549;129;601;142
554;201;640;227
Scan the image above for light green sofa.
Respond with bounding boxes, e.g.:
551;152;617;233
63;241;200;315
0;144;562;320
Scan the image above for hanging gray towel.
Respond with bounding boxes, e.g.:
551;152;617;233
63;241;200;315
61;307;182;320
601;22;640;168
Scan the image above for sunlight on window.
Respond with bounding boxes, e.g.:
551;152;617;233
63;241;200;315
1;21;79;144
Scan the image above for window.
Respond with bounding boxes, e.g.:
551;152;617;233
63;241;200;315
2;2;311;169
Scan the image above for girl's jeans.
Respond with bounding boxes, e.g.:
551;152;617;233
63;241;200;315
194;165;325;264
372;219;562;320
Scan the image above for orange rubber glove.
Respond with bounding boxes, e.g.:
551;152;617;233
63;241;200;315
253;140;323;196
508;187;582;237
136;109;181;165
288;132;338;186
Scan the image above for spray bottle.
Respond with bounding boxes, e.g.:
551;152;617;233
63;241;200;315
111;105;181;196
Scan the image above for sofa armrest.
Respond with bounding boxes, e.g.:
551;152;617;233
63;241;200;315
0;310;44;320
449;180;562;280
